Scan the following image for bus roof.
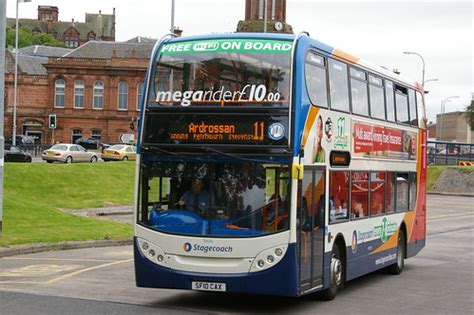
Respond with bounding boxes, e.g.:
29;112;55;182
164;32;421;91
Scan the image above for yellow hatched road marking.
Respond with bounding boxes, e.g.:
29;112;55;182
46;259;133;284
0;265;82;277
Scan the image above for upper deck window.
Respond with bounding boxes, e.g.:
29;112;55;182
328;59;350;112
305;52;328;108
350;67;369;116
149;38;292;108
369;74;385;120
395;85;409;124
385;80;396;122
408;89;418;127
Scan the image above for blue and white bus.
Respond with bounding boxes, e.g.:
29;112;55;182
134;33;427;299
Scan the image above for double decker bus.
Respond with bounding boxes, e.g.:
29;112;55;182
134;32;427;299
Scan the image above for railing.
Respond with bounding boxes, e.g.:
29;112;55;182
427;141;474;165
6;144;53;157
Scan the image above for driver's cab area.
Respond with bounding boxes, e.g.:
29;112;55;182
138;159;291;238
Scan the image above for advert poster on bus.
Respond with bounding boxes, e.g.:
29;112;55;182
352;122;417;160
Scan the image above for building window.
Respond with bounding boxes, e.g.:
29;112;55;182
328;58;350;112
350;68;369;116
369;75;385;120
305;53;328;108
64;36;79;48
54;79;65;108
91;130;101;140
118;81;128;110
74;80;85;109
93;80;104;109
72;129;82;143
137;82;144;111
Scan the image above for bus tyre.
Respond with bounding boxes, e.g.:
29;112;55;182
388;230;405;275
321;245;344;301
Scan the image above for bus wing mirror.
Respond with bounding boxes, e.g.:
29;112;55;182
292;164;304;180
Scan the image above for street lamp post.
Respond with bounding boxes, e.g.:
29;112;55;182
403;51;426;87
170;0;175;33
439;95;460;141
12;0;32;148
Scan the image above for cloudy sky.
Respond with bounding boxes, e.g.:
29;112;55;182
6;0;473;122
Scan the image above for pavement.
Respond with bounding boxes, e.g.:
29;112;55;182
0;194;473;314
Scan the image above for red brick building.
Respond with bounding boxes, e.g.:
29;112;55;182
4;40;154;145
7;6;115;48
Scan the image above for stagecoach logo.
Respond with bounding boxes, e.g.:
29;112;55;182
334;116;348;150
351;230;358;254
268;123;285;140
182;242;233;253
374;218;398;243
183;242;192;252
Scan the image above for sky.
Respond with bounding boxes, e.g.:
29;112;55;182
5;0;473;123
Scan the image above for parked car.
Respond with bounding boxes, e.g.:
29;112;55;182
4;148;32;163
74;137;110;151
4;135;34;150
42;144;99;163
102;144;137;161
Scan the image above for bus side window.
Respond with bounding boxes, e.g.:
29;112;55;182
395;85;409;124
305;52;328;108
408;89;418;127
385;80;396;122
395;172;409;212
370;172;385;216
328;58;350;112
329;171;350;223
350;68;369;116
416;91;426;128
351;171;368;219
369;74;385;120
386;172;395;214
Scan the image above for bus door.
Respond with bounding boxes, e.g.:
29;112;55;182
298;167;325;292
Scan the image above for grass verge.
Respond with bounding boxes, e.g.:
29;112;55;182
427;165;474;191
0;162;135;247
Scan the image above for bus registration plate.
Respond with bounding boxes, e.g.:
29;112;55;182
192;281;226;292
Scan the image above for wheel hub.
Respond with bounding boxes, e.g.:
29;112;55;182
331;256;342;287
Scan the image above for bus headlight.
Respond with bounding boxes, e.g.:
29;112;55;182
250;245;288;272
137;238;169;268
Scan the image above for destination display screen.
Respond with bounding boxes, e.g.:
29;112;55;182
143;114;289;146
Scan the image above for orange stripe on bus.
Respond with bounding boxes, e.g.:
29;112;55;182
302;106;319;147
333;49;360;64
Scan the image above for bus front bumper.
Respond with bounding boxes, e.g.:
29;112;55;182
133;237;299;297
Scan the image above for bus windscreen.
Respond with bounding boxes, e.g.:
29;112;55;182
147;38;292;108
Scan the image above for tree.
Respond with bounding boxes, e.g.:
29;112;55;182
466;99;474;131
5;26;66;48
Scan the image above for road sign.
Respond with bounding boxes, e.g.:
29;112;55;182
120;133;135;144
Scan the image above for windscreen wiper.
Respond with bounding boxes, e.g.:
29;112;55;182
199;146;275;163
141;145;182;157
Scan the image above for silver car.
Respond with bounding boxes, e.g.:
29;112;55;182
42;143;99;164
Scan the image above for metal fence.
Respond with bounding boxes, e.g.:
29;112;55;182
427;141;474;165
12;144;53;157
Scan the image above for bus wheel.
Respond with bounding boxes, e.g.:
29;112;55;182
388;230;405;275
320;245;343;300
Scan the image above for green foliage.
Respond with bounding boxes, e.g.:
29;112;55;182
0;162;135;247
466;99;474;131
5;26;66;48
